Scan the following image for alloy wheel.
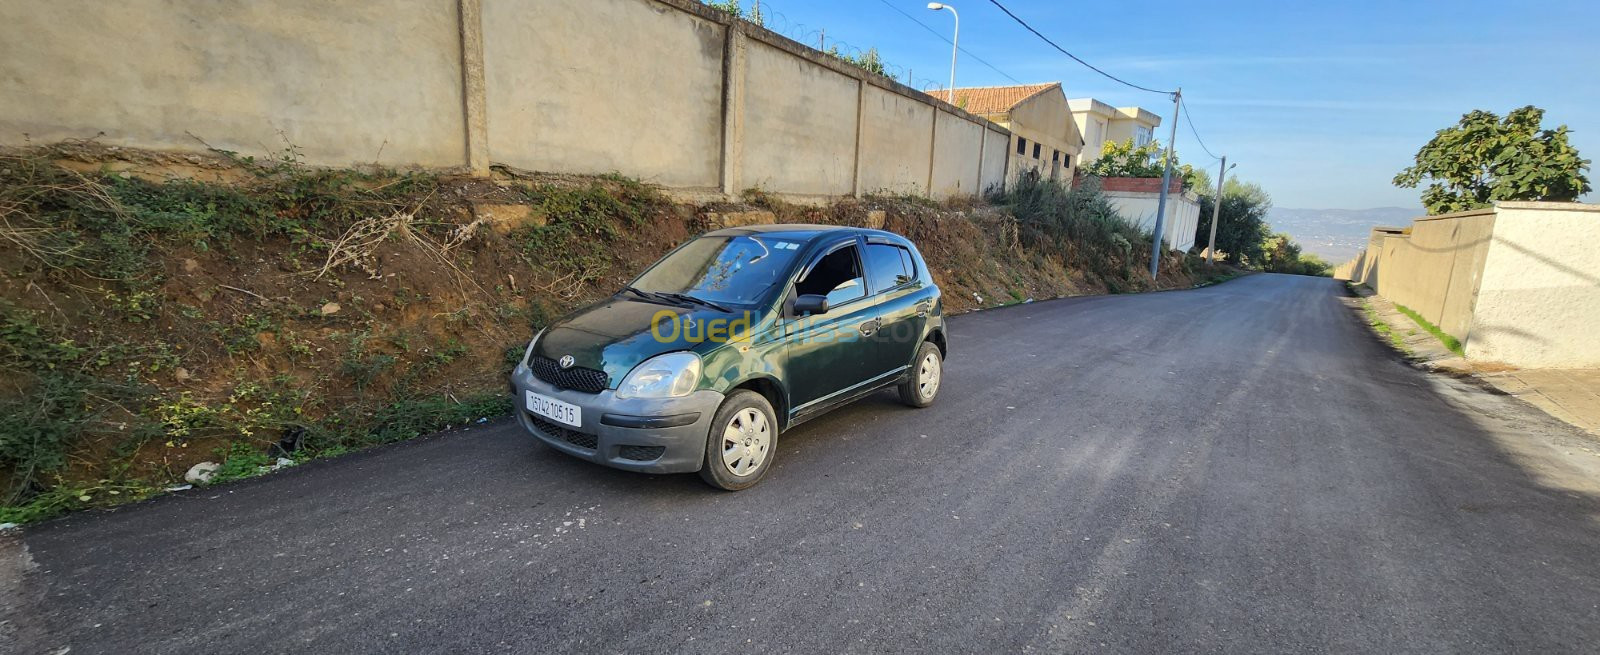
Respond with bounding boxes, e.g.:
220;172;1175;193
918;351;942;401
720;408;771;476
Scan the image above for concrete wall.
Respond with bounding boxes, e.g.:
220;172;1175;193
483;0;725;189
930;110;985;197
980;129;1009;194
1337;202;1600;368
857;85;935;196
1372;210;1496;342
0;0;468;168
738;39;860;197
1467;203;1600;368
1104;190;1201;252
0;0;1009;201
1337;226;1407;288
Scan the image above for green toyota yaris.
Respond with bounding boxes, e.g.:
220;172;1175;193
509;224;946;490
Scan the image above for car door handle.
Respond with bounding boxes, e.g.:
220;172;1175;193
859;319;879;337
915;301;931;317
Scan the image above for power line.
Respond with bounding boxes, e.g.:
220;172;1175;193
983;0;1174;96
1181;101;1220;161
872;0;1024;85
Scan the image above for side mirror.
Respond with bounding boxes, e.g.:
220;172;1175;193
793;294;829;316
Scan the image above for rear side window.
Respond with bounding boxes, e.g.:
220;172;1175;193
864;243;913;293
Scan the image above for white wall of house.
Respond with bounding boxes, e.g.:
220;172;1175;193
1104;190;1201;252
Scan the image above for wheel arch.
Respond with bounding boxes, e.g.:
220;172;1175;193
730;374;790;431
926;326;948;358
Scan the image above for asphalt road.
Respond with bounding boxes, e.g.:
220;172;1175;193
8;274;1600;654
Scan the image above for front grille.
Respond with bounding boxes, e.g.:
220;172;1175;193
529;414;598;450
618;445;666;462
529;356;608;393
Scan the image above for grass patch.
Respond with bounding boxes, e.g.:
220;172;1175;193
513;179;665;292
1363;300;1408;352
1393;304;1465;356
0;147;445;292
1195;269;1241;287
0;389;512;524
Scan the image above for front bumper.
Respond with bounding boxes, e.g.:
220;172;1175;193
509;364;723;474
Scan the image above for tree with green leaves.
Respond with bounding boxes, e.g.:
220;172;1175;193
1192;178;1271;265
1082;138;1199;189
1394;105;1591;214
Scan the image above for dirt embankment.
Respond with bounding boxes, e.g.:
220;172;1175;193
0;143;1199;521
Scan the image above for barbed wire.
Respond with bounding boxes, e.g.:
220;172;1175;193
714;4;947;92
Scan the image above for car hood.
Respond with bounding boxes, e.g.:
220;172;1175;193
532;296;758;388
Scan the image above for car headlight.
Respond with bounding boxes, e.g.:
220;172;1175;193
616;352;701;399
519;328;545;368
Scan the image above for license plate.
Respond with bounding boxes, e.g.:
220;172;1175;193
525;390;581;427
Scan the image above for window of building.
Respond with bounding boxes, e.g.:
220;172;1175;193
1135;126;1154;147
1051;150;1060;163
1016;137;1027;155
1032;143;1041;159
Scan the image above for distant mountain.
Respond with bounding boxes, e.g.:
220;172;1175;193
1267;206;1422;263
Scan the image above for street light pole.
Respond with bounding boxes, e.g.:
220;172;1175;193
927;3;959;104
1205;157;1235;266
1148;88;1182;279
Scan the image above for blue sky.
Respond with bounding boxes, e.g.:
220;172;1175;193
747;0;1599;210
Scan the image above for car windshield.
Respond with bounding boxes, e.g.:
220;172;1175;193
629;235;803;307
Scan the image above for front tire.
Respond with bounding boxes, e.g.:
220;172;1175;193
897;341;942;408
698;390;778;491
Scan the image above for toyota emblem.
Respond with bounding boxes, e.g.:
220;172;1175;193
558;355;576;369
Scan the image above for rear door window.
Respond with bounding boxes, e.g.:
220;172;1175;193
864;243;912;294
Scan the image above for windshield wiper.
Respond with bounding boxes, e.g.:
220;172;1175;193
659;292;731;313
622;286;685;307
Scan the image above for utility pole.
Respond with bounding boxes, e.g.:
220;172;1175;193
1148;88;1182;279
1205;156;1234;265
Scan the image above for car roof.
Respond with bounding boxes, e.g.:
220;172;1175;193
704;223;905;245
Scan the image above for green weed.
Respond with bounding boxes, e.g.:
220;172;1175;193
1394;304;1465;356
1364;301;1409;351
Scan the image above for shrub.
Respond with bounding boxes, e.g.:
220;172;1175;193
994;170;1152;280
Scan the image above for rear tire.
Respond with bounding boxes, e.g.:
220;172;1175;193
698;390;778;491
897;341;942;408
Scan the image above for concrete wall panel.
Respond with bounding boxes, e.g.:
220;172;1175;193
980;128;1009;194
1436;213;1495;340
930;110;984;197
484;0;725;188
1467;203;1600;367
0;0;466;167
857;85;933;196
738;40;859;197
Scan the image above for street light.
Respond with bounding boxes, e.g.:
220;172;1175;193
927;2;958;104
1205;158;1238;265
